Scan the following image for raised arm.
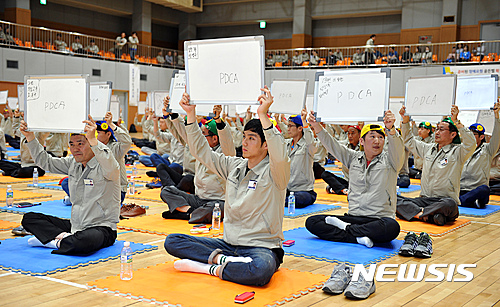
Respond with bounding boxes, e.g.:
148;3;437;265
301;107;319;157
105;111;132;157
383;110;405;171
486;102;500;157
213;105;236;157
399;106;432;158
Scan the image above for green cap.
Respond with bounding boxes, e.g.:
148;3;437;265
441;117;461;144
204;119;218;136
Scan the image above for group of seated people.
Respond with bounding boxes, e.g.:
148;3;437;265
2;88;499;300
156;50;185;67
446;43;486;62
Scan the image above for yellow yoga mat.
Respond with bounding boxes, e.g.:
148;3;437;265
397;218;471;237
88;261;327;307
0;175;64;184
127;189;162;202
0;220;19;231
0;188;52;202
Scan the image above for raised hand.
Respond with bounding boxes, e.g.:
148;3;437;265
82;115;98;146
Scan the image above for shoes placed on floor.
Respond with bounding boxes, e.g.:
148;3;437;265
414;232;433;258
322;262;353;295
12;226;32;236
325;186;334;194
344;271;376;299
146;171;158;178
146;178;162;189
398;231;418;257
120;203;146;218
162;210;190;220
63;196;72;206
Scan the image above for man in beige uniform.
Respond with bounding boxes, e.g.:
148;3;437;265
164;88;290;286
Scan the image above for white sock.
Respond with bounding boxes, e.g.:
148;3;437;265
217;255;253;265
174;259;220;276
28;237;58;249
325;216;350;230
356;236;374;248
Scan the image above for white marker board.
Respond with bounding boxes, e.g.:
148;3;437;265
185;35;264;105
455;74;498;110
138;101;146;115
17;85;24;112
0;90;8;105
270;79;308;114
458;110;479;128
411;115;442;125
389;98;404;128
477;109;495;136
169;70;186;114
314;68;391;122
7;97;18;110
226;105;237;117
153;91;169;117
146;92;153;111
405;75;456;116
305;94;314;113
89;81;112;121
24;75;89;133
110;100;120;121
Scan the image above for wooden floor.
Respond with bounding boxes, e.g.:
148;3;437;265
1;170;500;306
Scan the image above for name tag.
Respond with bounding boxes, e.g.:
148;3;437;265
248;180;257;190
84;179;94;186
439;158;448;166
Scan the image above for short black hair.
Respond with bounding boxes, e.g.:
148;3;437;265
370;34;376;38
244;119;266;145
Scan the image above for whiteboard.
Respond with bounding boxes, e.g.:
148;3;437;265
169;70;186;114
24;75;89;133
0;90;8;105
458;110;479;128
185;36;264;105
411;116;442;125
138;101;146;115
110;100;120;120
477;109;495;136
7;97;18;110
226;105;237;117
153;91;169;117
89;81;112;121
389;98;404;128
305;94;314;113
17;85;24;112
314;68;390;122
405;75;456;116
455;74;498;110
269;79;308;114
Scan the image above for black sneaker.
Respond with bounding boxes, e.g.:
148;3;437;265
432;213;445;226
414;232;433;258
398;231;418;257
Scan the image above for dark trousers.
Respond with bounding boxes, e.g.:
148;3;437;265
157;163;195;194
5;134;20;149
490;179;500;195
0;160;45;178
409;168;422;179
21;212;116;255
305;214;400;244
459;185;490;208
285;190;317;208
321;171;348;194
131;138;156;149
313;162;325;180
396;195;459;222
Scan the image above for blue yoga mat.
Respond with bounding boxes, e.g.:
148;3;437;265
283;227;403;265
400;185;421;193
0;199;71;219
284;203;341;219
459;204;500;217
6;150;20;157
0;236;157;276
28;182;63;190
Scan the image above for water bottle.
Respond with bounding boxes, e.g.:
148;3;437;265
212;203;221;230
397;186;401;196
288;192;295;215
33;167;38;188
129;177;135;195
132;162;138;178
6;185;14;207
120;241;133;280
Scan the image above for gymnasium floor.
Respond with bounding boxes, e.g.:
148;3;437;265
1;142;500;306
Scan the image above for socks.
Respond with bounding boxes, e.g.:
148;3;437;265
174;259;220;276
28;237;58;249
325;216;350;230
216;255;252;265
356;236;374;248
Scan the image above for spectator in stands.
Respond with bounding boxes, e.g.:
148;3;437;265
475;43;485;61
446;47;457;62
177;52;185;66
421;46;433;63
71;36;84;54
327;50;336;66
364;34;376;64
292;51;302;66
353;48;363;65
412;46;422;63
310;50;320;66
333;48;343;62
401;46;412;64
165;51;173;66
266;53;275;67
0;25;7;44
280;51;288;66
460;45;471;62
115;32;127;59
300;50;309;64
173;51;179;66
387;47;399;64
157;51;166;65
86;39;99;56
4;27;16;45
456;43;464;57
129;32;139;60
54;33;67;52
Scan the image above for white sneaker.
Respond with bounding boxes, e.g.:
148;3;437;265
63;196;72;206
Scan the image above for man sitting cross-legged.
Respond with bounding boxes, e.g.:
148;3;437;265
164;88;290;286
19;116;121;255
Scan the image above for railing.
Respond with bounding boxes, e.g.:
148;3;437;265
0;20;185;68
265;40;500;68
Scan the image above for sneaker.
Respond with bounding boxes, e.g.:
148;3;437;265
432;213;445;226
475;199;486;209
344;272;376;299
63;196;72;206
399;231;418;257
146;178;162;189
325;186;334;194
12;226;32;236
414;232;433;258
322;262;352;295
120;203;146;218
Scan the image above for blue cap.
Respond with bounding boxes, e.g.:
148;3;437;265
469;123;485;135
288;115;303;127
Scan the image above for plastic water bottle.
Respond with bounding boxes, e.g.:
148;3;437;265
6;185;14;207
397;186;401;196
212;203;221;230
33;167;38;188
120;241;133;280
132;162;138;178
288;192;295;215
129;177;135;195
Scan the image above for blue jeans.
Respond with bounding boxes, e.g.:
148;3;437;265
164;234;279;286
285;190;317;208
460;185;490;208
61;177;126;204
140;153;170;167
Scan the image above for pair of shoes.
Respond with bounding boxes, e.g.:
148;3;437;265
12;226;32;236
322;263;375;299
120;203;146;218
162;210;190;220
146;178;162;189
399;232;433;258
325;186;334;194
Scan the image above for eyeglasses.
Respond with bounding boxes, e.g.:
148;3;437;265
436;127;450;132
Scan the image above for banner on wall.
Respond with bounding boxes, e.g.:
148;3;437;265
129;64;140;106
443;65;500;75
